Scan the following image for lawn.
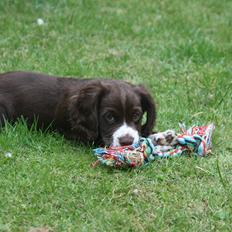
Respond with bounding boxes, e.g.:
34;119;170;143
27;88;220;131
0;0;232;231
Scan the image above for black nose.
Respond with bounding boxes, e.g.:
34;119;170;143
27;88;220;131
119;135;134;146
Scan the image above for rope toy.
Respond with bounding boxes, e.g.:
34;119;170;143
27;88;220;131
92;123;215;168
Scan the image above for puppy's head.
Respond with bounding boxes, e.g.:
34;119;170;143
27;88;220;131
69;80;156;146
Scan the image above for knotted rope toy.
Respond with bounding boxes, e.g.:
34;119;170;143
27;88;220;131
92;123;215;168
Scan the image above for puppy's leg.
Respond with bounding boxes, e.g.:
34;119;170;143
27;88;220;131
0;104;11;127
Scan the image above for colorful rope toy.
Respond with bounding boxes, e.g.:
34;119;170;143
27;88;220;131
92;123;215;168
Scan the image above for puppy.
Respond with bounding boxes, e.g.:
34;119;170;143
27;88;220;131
0;71;156;146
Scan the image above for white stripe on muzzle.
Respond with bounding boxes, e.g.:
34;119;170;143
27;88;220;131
112;122;139;146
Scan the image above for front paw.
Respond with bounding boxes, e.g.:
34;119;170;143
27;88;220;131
149;129;178;146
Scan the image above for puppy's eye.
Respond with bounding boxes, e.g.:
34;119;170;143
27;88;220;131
132;112;142;122
104;112;115;123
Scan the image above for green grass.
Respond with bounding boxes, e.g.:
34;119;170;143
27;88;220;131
0;0;232;231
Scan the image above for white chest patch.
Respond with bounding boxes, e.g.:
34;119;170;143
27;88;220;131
112;123;139;146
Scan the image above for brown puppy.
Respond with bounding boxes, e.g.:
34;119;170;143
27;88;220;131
0;71;156;146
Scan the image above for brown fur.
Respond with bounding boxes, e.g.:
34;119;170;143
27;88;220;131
0;71;156;145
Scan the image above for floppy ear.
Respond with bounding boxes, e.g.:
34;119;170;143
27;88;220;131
135;85;156;137
68;81;105;142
